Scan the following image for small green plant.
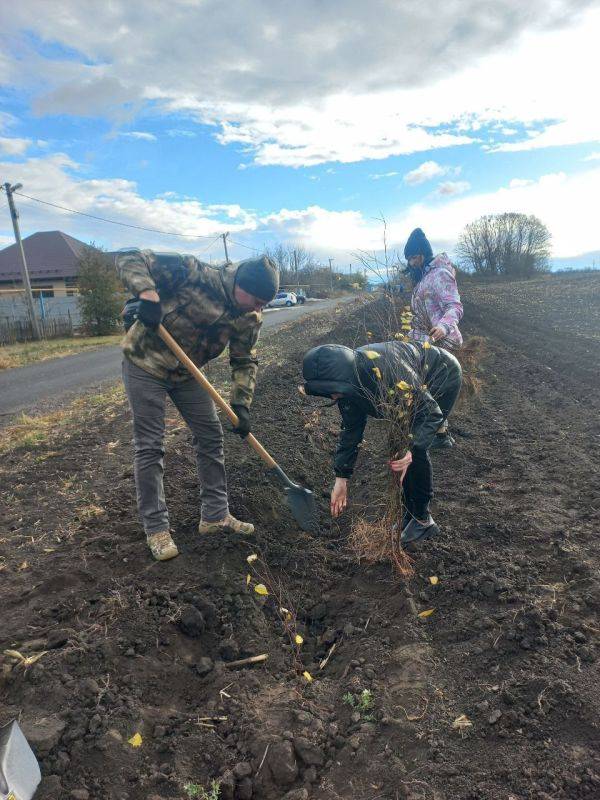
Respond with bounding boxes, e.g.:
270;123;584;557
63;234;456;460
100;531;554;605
183;780;220;800
358;688;373;711
342;689;375;720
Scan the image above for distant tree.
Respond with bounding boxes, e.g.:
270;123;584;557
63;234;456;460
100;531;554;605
77;244;123;335
457;213;551;278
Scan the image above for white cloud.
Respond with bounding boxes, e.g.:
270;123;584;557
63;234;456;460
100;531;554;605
370;171;399;180
583;151;600;161
1;2;598;165
404;161;448;185
118;131;157;141
0;153;259;252
0;137;32;156
1;152;599;262
434;180;470;197
166;129;197;138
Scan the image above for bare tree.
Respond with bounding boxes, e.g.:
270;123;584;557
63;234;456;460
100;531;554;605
457;213;551;278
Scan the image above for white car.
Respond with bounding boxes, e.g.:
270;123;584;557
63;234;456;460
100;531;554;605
268;291;297;308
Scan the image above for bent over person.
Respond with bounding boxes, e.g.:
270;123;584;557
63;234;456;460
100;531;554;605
116;248;278;561
302;339;461;544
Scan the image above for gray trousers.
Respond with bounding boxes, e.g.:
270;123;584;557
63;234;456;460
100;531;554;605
122;359;229;534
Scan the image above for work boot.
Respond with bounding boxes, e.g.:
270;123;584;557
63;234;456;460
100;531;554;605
147;530;179;561
429;432;455;450
400;515;440;545
198;513;254;536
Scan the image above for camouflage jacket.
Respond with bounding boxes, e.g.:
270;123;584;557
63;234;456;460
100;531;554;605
116;248;262;408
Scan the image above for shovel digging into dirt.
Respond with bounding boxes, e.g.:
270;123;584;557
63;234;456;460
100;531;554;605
0;720;41;800
157;325;319;533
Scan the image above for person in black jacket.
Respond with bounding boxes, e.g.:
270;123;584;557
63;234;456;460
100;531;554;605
302;340;462;543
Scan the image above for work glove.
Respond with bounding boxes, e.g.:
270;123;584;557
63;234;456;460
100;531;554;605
231;404;251;439
134;298;163;329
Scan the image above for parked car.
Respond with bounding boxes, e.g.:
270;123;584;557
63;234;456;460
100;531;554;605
268;291;297;308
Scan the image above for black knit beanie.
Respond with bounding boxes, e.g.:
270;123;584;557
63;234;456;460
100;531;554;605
404;228;433;262
235;256;279;302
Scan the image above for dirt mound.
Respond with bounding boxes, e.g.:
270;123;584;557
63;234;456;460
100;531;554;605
1;286;599;799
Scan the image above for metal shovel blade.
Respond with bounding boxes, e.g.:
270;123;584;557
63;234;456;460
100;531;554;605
0;721;41;800
268;465;319;533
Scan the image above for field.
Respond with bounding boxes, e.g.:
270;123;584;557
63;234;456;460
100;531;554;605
0;334;122;370
1;273;599;800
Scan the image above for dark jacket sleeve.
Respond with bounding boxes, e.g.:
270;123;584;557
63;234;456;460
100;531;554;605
334;401;368;478
411;389;444;451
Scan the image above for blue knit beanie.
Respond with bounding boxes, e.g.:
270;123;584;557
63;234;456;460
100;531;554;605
404;228;433;262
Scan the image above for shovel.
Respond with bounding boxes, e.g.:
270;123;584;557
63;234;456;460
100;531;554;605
157;324;318;533
0;720;41;800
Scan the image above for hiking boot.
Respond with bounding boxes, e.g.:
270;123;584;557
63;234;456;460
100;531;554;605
147;530;179;561
400;515;440;545
429;432;455;450
198;513;254;536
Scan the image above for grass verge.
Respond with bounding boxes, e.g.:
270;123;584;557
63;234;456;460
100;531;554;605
0;334;122;370
0;383;125;454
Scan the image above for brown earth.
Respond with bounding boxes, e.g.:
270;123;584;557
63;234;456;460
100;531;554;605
1;276;599;800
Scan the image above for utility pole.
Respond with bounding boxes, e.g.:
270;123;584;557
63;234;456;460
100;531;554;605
328;257;334;292
221;232;230;262
2;182;42;340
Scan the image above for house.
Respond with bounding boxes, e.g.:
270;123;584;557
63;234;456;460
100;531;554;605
0;230;95;297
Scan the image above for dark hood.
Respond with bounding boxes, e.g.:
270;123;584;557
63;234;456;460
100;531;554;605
302;344;368;403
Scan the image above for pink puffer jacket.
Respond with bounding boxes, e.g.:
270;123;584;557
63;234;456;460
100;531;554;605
409;253;463;349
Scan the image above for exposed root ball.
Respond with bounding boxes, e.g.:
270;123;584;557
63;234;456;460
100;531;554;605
349;517;414;577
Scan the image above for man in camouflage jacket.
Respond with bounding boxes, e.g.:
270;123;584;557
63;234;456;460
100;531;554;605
116;247;279;561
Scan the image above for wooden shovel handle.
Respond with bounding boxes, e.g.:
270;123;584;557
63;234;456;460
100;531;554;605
157;324;277;469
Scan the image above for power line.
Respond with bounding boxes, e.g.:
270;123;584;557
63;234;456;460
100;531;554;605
13;190;223;239
12;189;282;241
228;238;258;252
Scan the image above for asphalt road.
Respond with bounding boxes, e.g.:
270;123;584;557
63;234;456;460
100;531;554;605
0;298;350;421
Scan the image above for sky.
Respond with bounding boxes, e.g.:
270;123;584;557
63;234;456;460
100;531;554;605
1;0;600;270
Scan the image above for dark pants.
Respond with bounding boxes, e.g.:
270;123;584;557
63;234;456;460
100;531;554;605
402;447;432;520
402;349;462;520
122;359;229;535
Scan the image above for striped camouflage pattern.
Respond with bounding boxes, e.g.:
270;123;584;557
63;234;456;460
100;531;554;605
116;248;263;408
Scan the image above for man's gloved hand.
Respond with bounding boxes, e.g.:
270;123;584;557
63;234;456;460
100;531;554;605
231;404;251;439
135;298;162;329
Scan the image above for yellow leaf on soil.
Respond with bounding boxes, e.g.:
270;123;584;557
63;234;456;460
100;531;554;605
128;732;143;748
418;608;435;618
254;583;269;596
246;574;251;586
372;367;382;380
295;634;304;645
396;381;411;391
246;554;258;563
429;576;439;585
423;341;431;349
302;671;313;682
452;714;473;730
364;350;380;359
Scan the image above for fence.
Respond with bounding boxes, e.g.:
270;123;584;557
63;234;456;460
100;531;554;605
0;314;74;345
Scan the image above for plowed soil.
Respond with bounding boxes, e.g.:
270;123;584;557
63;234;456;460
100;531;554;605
1;274;599;800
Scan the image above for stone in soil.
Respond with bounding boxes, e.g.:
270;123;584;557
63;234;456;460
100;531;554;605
178;606;206;637
266;740;299;786
195;656;214;676
282;789;309;800
21;714;66;756
46;629;72;649
293;736;325;767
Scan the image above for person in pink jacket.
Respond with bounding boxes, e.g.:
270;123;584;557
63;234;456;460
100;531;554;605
404;227;463;448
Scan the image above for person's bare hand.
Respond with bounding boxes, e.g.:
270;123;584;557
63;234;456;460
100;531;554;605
140;289;160;303
389;450;413;482
429;325;445;342
331;478;348;518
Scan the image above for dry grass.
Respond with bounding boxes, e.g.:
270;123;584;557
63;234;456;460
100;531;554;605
0;334;122;370
0;384;125;454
